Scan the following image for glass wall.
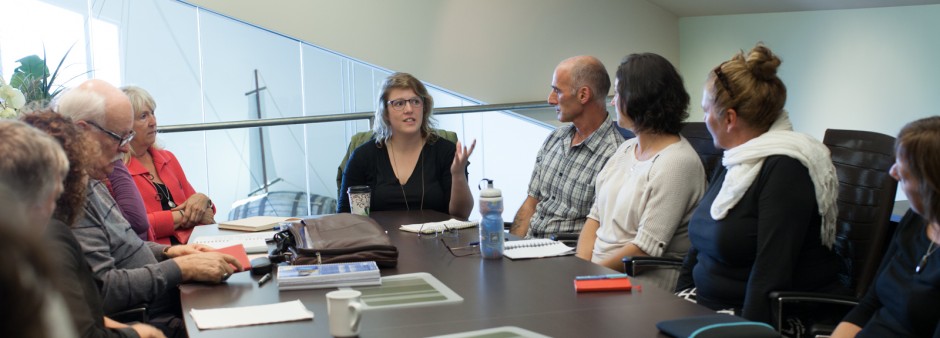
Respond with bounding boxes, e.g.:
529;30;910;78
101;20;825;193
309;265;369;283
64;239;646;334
0;0;553;220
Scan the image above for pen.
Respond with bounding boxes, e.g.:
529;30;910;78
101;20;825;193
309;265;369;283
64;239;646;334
258;273;273;286
575;273;629;280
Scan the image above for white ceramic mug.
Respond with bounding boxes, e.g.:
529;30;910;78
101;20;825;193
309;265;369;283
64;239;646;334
326;289;363;337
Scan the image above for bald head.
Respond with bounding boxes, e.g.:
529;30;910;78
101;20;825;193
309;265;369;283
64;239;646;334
557;56;610;107
54;79;133;177
56;79;132;125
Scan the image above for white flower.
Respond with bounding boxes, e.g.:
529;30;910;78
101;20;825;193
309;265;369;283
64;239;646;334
0;107;17;119
0;84;26;109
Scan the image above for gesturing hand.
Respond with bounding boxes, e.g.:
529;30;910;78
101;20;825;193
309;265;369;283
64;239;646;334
450;139;477;177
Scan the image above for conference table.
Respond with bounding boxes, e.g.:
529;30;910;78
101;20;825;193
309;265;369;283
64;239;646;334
181;210;713;337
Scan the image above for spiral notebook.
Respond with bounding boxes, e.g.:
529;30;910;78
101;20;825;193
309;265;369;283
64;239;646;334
503;239;574;260
399;219;479;234
191;231;276;253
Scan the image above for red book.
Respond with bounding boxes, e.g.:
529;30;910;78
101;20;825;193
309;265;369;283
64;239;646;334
574;277;632;292
215;244;251;271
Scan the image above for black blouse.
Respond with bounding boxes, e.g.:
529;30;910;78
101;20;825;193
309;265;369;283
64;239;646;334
338;137;462;215
844;210;940;337
677;155;842;323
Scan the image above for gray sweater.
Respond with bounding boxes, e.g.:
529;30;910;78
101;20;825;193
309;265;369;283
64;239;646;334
72;179;182;314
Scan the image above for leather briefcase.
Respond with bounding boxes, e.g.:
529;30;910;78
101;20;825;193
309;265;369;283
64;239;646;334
272;214;399;268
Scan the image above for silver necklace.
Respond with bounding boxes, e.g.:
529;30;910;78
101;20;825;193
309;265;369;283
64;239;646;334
388;141;424;211
916;238;938;274
148;174;176;208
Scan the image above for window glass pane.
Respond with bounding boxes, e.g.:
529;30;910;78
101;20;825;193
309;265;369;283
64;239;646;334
198;11;306;219
0;0;89;94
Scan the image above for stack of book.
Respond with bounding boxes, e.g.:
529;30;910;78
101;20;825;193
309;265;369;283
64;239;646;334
276;261;381;291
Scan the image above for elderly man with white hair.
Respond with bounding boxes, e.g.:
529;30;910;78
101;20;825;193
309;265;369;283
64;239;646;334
54;79;242;338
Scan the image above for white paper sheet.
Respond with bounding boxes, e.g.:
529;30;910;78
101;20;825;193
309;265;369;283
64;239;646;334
189;299;313;330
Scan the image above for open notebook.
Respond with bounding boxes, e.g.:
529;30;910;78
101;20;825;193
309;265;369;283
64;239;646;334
191;231;276;253
219;216;300;232
399;219;479;234
503;239;574;260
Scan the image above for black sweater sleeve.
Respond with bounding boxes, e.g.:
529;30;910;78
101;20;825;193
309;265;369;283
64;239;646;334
741;156;821;323
47;220;138;338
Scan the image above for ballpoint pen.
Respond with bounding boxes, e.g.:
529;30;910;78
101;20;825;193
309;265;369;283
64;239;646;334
258;272;273;286
575;273;629;280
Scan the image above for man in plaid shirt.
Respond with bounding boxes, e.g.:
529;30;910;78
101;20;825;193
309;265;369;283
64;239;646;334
510;56;625;239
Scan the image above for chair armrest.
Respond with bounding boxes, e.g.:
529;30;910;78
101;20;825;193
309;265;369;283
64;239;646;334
621;256;683;276
108;306;148;323
550;233;579;247
767;291;858;334
768;291;858;307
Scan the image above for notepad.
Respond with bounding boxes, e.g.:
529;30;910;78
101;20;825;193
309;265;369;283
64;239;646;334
218;216;300;232
189;299;313;330
399;219;479;234
191;231;276;253
214;244;251;270
574;277;632;292
503;239;574;260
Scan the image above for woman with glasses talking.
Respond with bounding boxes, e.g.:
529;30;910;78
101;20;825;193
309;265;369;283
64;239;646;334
339;72;475;219
122;85;215;245
675;44;843;325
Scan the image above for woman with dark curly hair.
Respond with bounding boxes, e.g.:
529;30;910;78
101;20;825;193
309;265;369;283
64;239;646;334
20;110;165;338
21;110;99;226
574;53;706;291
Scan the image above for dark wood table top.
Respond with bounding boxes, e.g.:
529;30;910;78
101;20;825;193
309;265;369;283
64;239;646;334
181;210;713;337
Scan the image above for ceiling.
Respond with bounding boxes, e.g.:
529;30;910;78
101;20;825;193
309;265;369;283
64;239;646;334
647;0;940;17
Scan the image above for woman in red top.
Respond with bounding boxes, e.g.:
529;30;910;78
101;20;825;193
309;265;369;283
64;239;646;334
122;85;214;244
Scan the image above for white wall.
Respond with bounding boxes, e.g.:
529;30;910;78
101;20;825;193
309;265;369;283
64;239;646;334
183;0;680;104
679;5;940;142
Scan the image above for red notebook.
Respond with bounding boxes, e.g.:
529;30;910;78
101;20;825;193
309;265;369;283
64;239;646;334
215;244;251;271
574;277;632;292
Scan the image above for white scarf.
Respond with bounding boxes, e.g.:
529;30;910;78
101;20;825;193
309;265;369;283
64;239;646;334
711;111;838;248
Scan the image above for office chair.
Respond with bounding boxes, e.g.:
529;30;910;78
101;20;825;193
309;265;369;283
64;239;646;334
679;122;723;182
768;129;898;336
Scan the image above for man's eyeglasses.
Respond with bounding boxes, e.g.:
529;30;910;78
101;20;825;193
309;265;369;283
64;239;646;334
386;97;423;111
713;62;735;101
440;238;479;257
87;120;135;148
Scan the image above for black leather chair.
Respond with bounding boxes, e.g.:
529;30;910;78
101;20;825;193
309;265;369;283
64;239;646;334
768;129;898;335
680;122;723;182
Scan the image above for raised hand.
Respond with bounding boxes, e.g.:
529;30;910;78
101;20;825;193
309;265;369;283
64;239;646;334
451;139;477;177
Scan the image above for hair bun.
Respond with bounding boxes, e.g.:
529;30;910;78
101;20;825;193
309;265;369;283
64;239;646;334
745;44;781;81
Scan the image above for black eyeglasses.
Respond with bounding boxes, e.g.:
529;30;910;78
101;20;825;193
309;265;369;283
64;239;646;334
713;62;735;101
87;120;135;148
440;238;479;257
386;97;423;111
